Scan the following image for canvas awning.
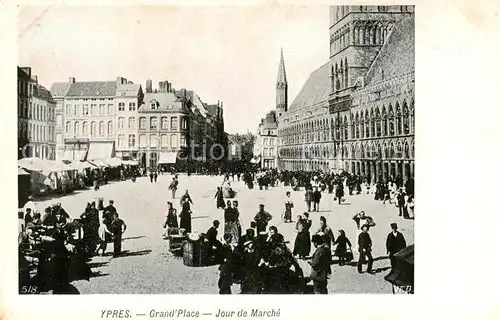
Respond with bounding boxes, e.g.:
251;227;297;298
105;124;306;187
123;160;139;166
18;157;47;172
60;150;74;161
102;157;123;167
75;150;88;161
250;156;261;164
158;152;178;164
18;167;30;175
67;161;96;171
88;159;110;168
44;160;74;173
87;142;114;161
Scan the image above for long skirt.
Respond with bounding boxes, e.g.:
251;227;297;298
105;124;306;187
224;221;239;245
293;231;311;258
180;211;192;234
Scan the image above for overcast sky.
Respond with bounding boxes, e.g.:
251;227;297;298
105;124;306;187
18;6;329;134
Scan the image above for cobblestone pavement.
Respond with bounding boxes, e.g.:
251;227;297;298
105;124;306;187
36;174;414;294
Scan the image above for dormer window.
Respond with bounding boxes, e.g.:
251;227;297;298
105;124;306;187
150;100;159;110
121;92;126;96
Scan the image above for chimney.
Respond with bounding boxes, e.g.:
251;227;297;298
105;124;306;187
33;75;38;83
167;82;172;93
21;67;31;78
128;80;132;84
122;78;127;84
69;77;76;84
146;79;152;93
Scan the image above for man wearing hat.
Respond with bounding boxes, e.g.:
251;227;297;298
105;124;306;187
386;223;407;269
308;234;331;294
357;224;374;274
253;204;272;235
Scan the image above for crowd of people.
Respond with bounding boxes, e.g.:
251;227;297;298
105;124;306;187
19;162;413;295
18;196;128;294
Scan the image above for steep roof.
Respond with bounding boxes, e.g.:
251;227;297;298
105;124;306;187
116;83;141;97
364;17;415;85
277;48;287;84
65;81;117;97
287;62;330;112
188;91;208;117
139;92;182;112
50;82;71;98
34;85;54;102
18;67;33;81
206;104;219;117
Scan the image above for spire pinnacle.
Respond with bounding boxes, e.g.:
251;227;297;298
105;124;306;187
277;48;287;84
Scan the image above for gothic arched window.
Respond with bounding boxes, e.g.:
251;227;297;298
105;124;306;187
376;107;382;136
396;141;403;158
388;104;395;136
344;58;348;88
382;106;388;136
344;115;349;139
403;101;410;134
404;141;410;158
396;102;402;135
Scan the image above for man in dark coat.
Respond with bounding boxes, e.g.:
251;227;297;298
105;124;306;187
104;200;117;216
308;234;331;294
396;189;407;217
312;187;322;212
111;213;127;257
386;223;407;268
206;220;222;250
253;204;272;235
357;224;374;273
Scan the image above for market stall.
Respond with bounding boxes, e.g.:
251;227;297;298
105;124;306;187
18;167;31;208
384;244;414;294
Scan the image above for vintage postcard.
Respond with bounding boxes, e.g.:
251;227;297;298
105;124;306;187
5;0;497;319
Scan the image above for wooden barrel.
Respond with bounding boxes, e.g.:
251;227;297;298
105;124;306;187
169;235;186;256
183;240;203;267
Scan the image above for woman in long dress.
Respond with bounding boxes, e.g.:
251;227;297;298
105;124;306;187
282;191;294;223
179;201;192;234
224;201;239;245
293;220;311;259
333;230;352;266
163;202;178;238
214;187;225;209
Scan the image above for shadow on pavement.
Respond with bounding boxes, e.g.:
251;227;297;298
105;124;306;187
88;261;110;269
122;236;146;241
192;215;210;220
90;271;110;279
346;255;389;266
113;250;152;258
369;266;391;274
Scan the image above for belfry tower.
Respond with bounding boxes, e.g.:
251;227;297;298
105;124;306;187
276;48;288;119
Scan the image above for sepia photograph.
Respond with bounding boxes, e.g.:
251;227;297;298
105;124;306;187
16;5;415;295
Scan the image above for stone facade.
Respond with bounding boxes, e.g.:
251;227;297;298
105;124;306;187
278;6;415;183
18;67;56;160
254;111;279;169
137;84;225;170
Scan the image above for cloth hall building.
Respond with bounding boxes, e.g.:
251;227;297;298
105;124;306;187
278;5;414;183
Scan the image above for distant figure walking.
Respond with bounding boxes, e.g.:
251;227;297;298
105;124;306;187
215;187;225;209
169;177;178;199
